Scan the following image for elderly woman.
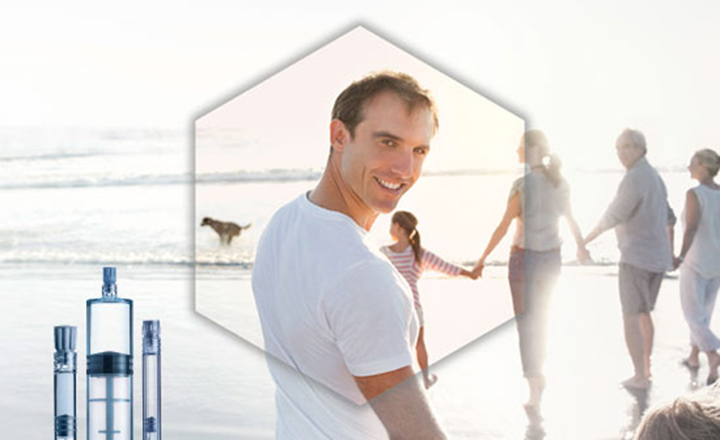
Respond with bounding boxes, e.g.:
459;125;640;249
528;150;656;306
674;149;720;385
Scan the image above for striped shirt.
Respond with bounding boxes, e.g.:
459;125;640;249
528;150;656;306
380;245;463;313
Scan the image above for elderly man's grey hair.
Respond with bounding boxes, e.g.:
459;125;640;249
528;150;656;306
621;128;647;153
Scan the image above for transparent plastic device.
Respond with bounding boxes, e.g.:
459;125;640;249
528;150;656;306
87;267;133;440
54;325;77;440
142;320;161;440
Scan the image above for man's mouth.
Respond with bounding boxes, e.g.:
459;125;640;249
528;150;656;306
375;177;403;191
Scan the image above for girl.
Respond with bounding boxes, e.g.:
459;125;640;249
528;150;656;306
381;210;476;389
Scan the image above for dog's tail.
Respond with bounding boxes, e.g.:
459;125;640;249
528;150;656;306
242;222;253;230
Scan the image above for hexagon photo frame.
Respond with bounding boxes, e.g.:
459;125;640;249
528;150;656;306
194;26;523;398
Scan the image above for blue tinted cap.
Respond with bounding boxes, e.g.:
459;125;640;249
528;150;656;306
54;326;77;352
103;267;116;286
143;320;160;338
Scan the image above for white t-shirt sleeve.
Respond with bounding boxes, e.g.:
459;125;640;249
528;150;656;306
322;259;415;378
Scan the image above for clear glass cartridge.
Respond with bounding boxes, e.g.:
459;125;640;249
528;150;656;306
54;325;77;440
142;320;161;440
86;267;134;440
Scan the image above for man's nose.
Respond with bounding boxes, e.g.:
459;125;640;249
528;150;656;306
389;148;415;177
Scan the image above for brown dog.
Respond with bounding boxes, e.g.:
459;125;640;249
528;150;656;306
201;217;252;245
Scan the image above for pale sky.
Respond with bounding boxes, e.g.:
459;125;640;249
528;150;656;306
195;28;524;173
2;1;719;170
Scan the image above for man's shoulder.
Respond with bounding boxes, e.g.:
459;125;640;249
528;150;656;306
629;158;659;177
265;193;361;237
264;193;305;225
637;159;669;194
621;158;658;186
262;193;383;267
337;255;403;287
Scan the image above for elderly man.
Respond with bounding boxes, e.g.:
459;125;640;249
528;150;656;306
583;128;676;390
252;72;450;439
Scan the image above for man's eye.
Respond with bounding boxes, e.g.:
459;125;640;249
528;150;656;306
383;139;396;147
414;147;428;155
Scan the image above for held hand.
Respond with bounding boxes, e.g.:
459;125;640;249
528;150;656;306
471;260;485;279
461;268;479;280
576;246;591;265
471;266;483;279
673;256;683;271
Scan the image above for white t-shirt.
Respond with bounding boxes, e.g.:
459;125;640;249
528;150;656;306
252;193;419;440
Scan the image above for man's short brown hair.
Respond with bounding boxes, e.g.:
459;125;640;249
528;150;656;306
331;71;439;138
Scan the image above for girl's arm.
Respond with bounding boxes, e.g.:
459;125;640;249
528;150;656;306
421;249;474;279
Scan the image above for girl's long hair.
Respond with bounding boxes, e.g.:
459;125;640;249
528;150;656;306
392;211;422;265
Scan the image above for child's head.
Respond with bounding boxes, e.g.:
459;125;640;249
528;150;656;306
391;211;422;264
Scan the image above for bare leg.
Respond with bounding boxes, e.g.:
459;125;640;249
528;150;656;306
707;350;719;384
525;375;545;408
684;345;701;368
622;313;651;389
415;327;436;389
638;313;654;378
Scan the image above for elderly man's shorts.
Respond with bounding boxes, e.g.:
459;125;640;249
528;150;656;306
618;263;663;314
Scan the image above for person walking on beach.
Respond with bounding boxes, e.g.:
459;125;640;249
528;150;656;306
472;130;588;409
673;149;720;385
381;210;478;389
252;72;451;440
583;128;676;390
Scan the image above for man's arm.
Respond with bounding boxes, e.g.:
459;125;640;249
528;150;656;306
583;222;607;246
355;367;448;440
584;174;641;245
327;261;450;439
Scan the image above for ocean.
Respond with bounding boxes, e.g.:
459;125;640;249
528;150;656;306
1;127;714;439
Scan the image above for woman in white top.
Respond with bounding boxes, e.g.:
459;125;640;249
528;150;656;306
473;130;589;409
674;149;720;385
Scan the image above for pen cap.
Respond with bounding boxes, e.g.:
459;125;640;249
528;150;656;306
143;320;161;355
102;267;117;297
54;326;77;352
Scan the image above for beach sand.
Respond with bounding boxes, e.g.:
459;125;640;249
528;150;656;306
2;262;715;440
427;265;708;440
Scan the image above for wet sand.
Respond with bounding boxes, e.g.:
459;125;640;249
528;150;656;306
2;263;716;439
427;265;712;440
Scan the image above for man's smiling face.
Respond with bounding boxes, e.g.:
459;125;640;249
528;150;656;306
335;91;434;217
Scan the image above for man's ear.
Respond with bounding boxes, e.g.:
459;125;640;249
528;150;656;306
330;119;350;153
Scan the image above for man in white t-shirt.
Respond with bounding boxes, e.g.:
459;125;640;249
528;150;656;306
252;72;450;439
